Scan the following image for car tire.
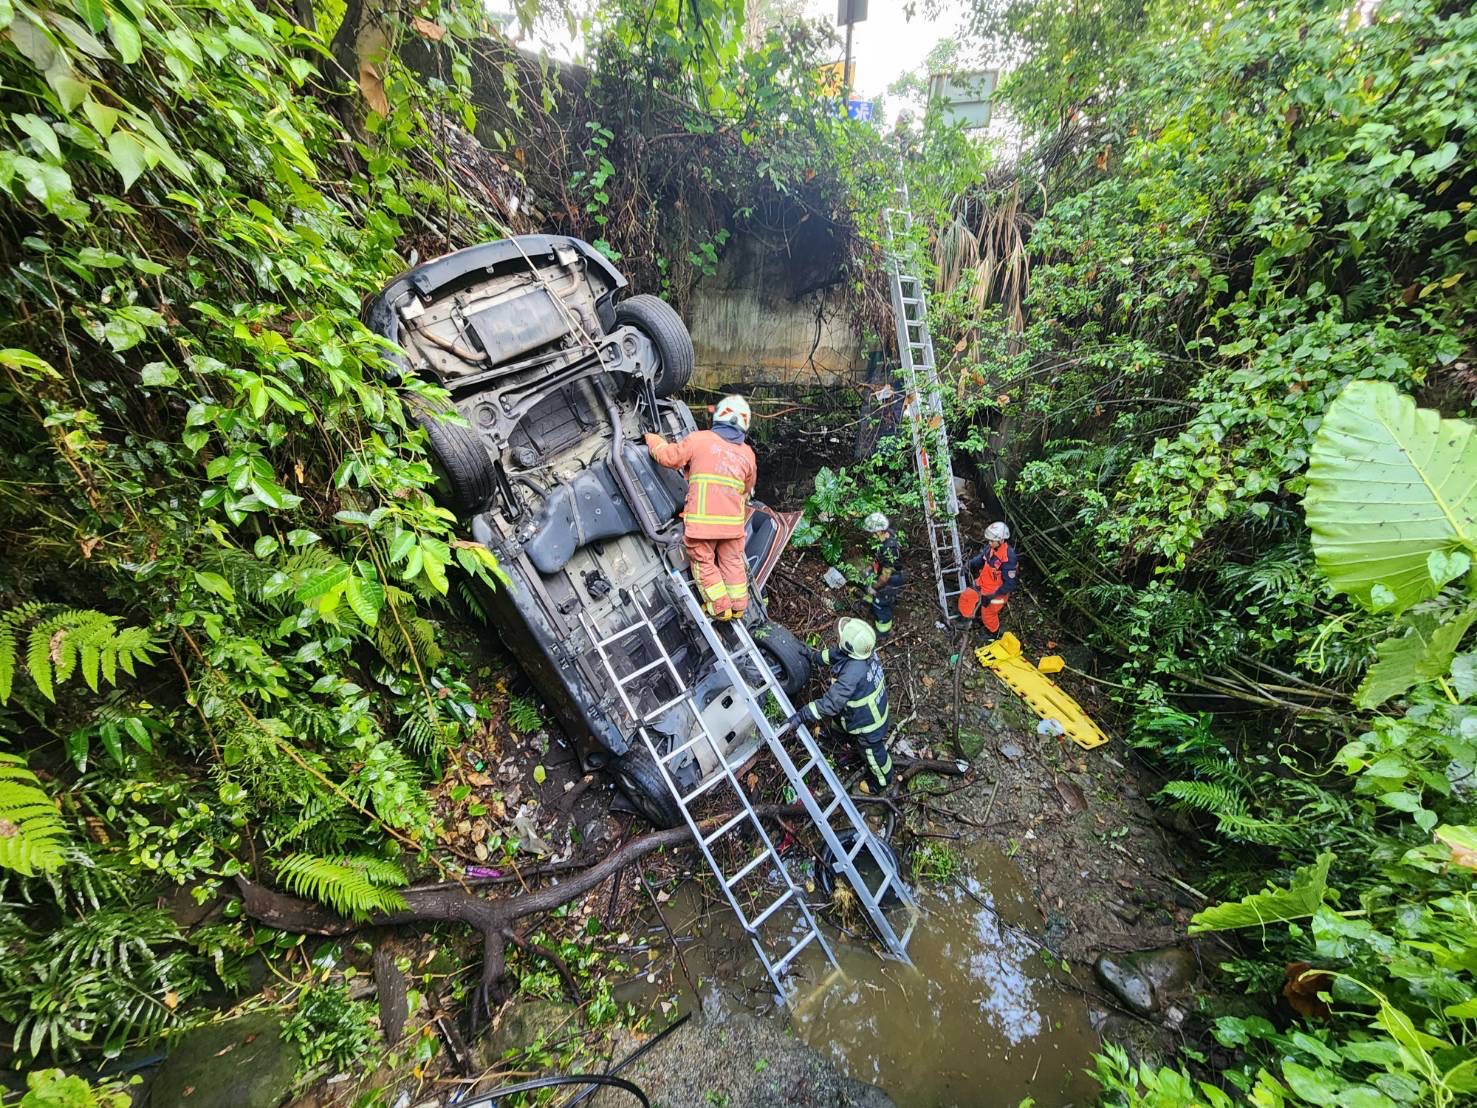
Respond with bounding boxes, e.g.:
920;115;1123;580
817;832;903;907
615;294;694;398
612;746;685;829
751;620;812;699
408;397;495;517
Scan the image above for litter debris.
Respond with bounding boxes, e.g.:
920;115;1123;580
977;632;1109;750
822;566;847;588
1036;718;1065;738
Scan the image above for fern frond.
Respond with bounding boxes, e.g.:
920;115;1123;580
507;694;542;735
0;754;68;876
398;698;450;758
1218;543;1309;602
274;853;408;919
47;908;180;976
1160;779;1247;819
371;606;443;669
0;605;156;704
1161;778;1294;845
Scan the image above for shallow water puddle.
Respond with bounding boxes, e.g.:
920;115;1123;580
619;839;1101;1106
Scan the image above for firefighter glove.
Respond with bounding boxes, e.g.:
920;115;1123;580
643;432;664;451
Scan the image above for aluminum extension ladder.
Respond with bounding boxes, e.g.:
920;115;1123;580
579;563;916;1001
883;185;968;618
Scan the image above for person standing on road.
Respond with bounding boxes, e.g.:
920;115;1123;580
645;395;756;620
785;618;894;791
965;521;1017;635
862;512;905;638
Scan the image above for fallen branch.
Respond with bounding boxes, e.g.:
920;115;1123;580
236;803;803;1018
895;755;971;785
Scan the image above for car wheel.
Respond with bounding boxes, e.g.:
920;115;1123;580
751;620;811;699
408;397;495;517
615;294;694;398
816;831;903;908
612;746;685;829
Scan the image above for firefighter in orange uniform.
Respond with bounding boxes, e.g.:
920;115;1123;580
965;521;1017;635
645;395;756;620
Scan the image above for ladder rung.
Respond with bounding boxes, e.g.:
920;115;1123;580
619;657;667;685
748;888;794;931
596;621;652;650
724;851;771;889
793;757;817;779
681;773;728;805
642;690;690;722
772;929;819;975
703;810;748;846
662;729;709;764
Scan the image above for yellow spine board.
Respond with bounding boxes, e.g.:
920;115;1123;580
975;633;1109;751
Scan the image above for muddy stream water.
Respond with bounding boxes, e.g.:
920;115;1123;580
615;837;1102;1106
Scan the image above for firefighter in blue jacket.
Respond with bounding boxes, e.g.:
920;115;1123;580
784;618;894;791
862;512;905;637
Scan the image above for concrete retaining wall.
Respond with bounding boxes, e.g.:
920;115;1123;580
685;233;863;391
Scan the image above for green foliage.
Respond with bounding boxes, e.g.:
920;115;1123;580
0;606;154;705
791;446;925;569
507;694;542;735
1306;381;1477;615
3;1069;133;1108
281;983;380;1073
0;753;67;876
1189;854;1334;934
931;0;1477;1100
1092;1042;1237;1108
274;854;408;920
0;905;205;1060
910;841;960;883
0;0;514;1068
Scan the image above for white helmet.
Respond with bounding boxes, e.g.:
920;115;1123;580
863;512;890;533
985;521;1010;542
837;617;877;659
713;395;751;432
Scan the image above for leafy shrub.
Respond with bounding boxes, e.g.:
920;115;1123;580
281;984;380;1074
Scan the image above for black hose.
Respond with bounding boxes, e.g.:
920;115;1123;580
453;1073;649;1107
565;1012;692;1107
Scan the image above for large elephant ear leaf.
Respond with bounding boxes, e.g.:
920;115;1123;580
1305;380;1477;613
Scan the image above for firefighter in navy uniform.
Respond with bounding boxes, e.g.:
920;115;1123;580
784;618;894;791
965;520;1018;635
862;512;905;638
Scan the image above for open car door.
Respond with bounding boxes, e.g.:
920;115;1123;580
745;503;802;595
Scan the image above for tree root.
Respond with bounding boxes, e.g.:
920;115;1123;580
235;803;803;1024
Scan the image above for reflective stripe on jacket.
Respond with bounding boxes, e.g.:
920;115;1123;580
805;649;890;738
649;429;757;539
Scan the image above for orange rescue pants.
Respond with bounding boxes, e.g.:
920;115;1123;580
980;593;1008;633
686;535;748;618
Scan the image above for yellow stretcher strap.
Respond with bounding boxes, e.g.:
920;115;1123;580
976;632;1109;751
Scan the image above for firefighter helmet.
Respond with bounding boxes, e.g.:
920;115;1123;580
863;512;890;533
837;617;877;659
984;521;1010;542
713;395;751;432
